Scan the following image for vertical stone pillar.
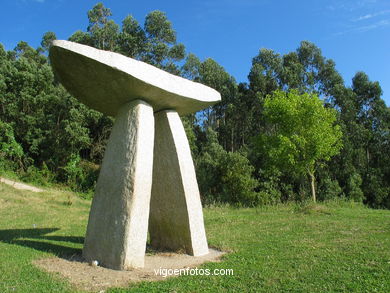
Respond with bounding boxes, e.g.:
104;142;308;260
83;100;154;270
149;110;209;256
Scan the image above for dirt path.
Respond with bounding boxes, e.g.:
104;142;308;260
0;177;43;192
35;249;225;292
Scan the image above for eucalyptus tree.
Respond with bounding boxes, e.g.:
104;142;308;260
87;2;119;51
142;10;185;73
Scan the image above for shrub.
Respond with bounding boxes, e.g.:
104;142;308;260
0;120;24;171
59;154;98;193
196;128;259;207
318;177;344;201
219;151;259;206
346;173;364;202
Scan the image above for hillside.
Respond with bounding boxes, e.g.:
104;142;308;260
0;182;389;292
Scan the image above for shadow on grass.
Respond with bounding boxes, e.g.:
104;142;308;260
0;228;83;256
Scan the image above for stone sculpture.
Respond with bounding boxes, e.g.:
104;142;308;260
49;40;221;270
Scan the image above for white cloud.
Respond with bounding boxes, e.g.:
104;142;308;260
334;19;390;35
356;19;390;31
17;0;46;3
355;9;390;21
326;0;383;12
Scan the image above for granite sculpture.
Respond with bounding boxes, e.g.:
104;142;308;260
49;40;221;270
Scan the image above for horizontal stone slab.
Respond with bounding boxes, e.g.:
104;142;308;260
49;40;221;116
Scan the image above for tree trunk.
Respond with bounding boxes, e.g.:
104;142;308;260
309;172;316;203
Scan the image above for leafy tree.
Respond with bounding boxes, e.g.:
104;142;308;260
142;10;185;73
67;5;185;75
257;90;343;202
249;48;281;95
68;30;93;46
118;15;147;58
182;55;241;151
0;41;96;189
1;2;389;208
249;41;344;98
87;2;119;51
330;72;390;207
40;31;57;52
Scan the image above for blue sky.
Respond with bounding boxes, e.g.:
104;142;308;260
1;0;389;105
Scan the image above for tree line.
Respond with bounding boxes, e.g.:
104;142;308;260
0;3;389;208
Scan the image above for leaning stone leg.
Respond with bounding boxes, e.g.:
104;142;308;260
83;100;154;270
149;110;208;256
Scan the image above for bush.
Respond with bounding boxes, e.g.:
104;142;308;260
20;163;54;186
318;177;344;201
346;173;364;202
0;120;24;171
257;169;283;204
59;154;98;193
219;151;259;206
196;128;259;207
363;170;389;208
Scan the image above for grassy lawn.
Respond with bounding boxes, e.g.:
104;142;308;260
0;182;389;292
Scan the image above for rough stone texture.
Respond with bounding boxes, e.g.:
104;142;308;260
49;40;221;117
149;110;209;256
49;40;222;271
83;100;154;270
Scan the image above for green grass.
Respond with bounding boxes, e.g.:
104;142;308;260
0;182;389;292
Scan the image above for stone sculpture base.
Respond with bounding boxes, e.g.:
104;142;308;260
83;100;154;270
83;103;208;270
149;110;209;256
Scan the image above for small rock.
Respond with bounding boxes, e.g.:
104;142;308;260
91;260;99;267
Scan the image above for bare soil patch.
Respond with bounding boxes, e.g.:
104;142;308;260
0;177;43;192
34;249;225;292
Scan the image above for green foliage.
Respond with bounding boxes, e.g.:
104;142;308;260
260;90;342;173
196;129;259;206
142;10;185;73
60;155;99;193
0;3;188;195
346;172;364;202
219;151;259;206
61;154;83;187
363;169;390;208
249;41;344;96
331;71;390;208
196;128;226;203
87;2;119;51
68;30;93;46
0;3;389;208
0;120;24;170
258;90;343;201
20;163;54;187
318;177;344;201
256;169;283;204
40;31;56;52
0;40;104;193
118;15;146;58
181;115;198;156
68;4;186;74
